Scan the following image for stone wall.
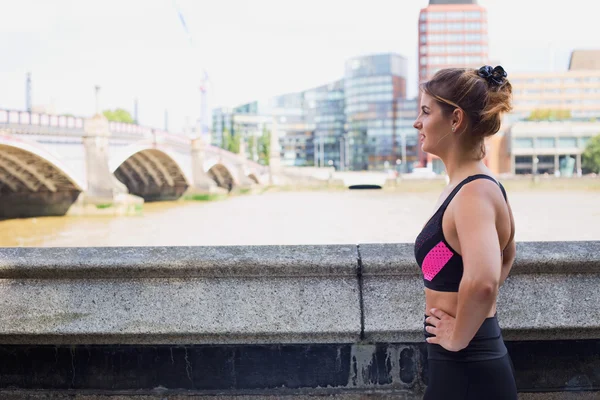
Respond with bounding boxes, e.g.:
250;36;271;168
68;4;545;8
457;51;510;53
0;242;598;398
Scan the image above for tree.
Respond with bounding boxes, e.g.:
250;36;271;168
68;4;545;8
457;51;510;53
229;133;241;154
259;127;271;166
582;134;600;174
103;108;134;123
221;127;242;153
221;128;232;151
248;135;257;160
526;109;571;121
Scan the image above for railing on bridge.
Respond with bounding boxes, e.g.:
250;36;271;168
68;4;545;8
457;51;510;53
0;109;85;134
1;108;193;143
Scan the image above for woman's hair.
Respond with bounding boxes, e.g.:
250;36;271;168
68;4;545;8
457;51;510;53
420;66;513;158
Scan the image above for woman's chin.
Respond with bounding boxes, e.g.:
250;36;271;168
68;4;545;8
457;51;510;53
422;144;439;157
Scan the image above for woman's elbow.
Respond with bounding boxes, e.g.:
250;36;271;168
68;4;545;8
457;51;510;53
462;277;499;299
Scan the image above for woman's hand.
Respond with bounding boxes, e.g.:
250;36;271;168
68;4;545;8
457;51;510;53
424;308;466;352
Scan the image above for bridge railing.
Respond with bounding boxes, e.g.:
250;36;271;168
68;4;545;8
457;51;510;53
108;121;153;139
0;109;85;134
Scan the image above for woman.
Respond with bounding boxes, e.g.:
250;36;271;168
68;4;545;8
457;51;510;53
413;66;518;399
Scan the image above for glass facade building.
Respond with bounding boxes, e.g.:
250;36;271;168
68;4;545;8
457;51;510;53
211;53;419;171
344;54;409;170
211;107;233;149
305;80;346;169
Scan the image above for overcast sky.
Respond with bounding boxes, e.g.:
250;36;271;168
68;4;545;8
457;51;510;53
0;0;595;132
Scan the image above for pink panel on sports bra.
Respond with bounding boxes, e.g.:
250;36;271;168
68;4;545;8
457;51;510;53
422;241;454;281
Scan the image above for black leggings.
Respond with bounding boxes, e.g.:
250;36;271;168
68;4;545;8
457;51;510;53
423;315;517;399
424;354;517;399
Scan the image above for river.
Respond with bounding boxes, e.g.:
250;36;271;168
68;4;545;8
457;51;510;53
1;188;599;247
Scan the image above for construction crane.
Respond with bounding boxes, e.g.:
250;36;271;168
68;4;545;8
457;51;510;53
172;0;210;139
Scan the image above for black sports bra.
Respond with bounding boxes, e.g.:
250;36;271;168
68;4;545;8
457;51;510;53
414;174;508;292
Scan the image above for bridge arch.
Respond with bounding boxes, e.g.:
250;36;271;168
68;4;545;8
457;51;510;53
111;147;189;202
248;173;259;184
0;136;83;219
207;163;235;191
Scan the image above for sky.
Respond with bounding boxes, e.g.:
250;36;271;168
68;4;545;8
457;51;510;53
0;0;595;132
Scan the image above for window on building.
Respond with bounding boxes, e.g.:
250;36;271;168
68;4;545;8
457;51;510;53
515;156;532;164
558;137;577;148
514;138;534;148
465;33;481;41
429;12;445;20
536;137;555;148
580;137;592;148
446;11;463;19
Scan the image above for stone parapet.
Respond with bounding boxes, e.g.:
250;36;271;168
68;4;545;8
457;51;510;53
0;242;598;397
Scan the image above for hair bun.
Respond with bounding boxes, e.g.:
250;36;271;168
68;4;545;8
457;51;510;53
477;65;507;87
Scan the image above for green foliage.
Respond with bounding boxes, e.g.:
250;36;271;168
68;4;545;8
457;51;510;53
259;127;271;166
221;127;241;153
248;135;257;160
183;193;227;201
221;128;232;151
582;134;600;174
103;108;134;123
526;109;572;121
230;132;241;154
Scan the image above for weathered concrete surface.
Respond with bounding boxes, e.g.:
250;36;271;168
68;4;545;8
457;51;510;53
0;390;597;398
0;245;360;344
0;243;599;397
0;245;358;279
0;277;360;344
360;242;600;342
0;394;421;400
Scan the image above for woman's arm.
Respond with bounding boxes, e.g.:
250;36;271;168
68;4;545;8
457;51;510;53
449;182;502;350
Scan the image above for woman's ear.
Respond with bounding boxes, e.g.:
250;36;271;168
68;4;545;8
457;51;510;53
451;108;466;132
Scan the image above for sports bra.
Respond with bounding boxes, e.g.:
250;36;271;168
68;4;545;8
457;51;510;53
414;174;508;292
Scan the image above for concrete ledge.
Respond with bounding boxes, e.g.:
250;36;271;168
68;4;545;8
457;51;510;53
0;242;599;396
0;245;360;344
0;245;358;279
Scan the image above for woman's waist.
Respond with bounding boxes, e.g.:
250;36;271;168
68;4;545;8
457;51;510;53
424;292;497;320
423;313;501;341
423;314;506;361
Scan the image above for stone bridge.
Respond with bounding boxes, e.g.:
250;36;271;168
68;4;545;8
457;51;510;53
0;109;270;219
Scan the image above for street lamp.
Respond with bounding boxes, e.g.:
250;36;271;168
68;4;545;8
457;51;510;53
94;85;101;115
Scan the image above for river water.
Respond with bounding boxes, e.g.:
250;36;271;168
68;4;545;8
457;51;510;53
1;189;599;247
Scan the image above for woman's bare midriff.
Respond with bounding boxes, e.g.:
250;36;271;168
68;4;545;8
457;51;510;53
424;288;497;318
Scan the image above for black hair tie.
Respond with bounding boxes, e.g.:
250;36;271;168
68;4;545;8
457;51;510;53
477;65;507;87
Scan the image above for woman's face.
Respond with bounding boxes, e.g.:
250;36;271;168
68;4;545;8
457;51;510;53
413;92;454;157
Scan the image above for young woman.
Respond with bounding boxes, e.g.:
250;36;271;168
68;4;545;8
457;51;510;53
413;66;518;399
